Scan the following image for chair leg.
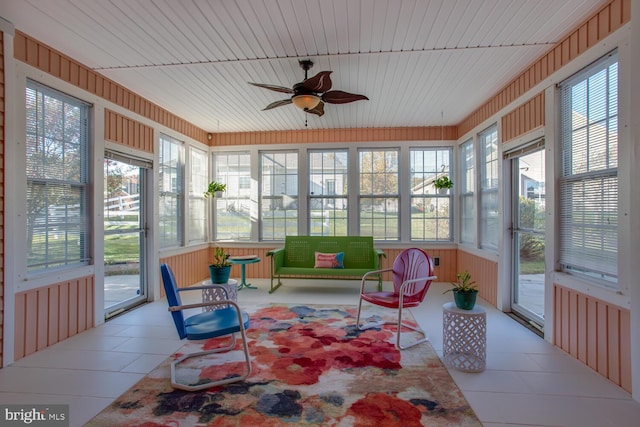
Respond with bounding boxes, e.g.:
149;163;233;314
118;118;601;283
358;299;427;350
356;297;384;330
396;306;428;350
170;333;252;392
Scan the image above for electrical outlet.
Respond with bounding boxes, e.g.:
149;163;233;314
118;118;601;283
433;256;440;266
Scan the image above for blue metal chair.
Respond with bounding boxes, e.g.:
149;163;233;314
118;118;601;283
160;263;251;391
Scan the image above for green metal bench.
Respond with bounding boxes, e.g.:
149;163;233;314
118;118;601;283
266;236;386;294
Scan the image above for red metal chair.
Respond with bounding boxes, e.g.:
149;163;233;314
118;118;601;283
356;248;436;350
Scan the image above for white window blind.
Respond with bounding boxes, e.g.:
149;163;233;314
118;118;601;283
159;134;184;247
459;139;475;244
26;80;91;271
479;125;499;250
188;146;208;243
559;50;618;284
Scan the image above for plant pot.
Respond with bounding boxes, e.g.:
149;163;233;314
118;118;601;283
209;265;232;284
438;188;449;194
453;289;478;310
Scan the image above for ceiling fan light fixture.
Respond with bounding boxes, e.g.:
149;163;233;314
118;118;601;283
292;94;321;111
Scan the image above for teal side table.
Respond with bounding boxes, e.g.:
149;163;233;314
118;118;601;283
228;256;260;290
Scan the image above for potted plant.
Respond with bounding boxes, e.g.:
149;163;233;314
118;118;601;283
444;270;478;310
209;246;232;284
434;175;453;194
204;181;227;198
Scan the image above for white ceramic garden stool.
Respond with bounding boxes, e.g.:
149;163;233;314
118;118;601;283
442;302;486;372
201;279;238;312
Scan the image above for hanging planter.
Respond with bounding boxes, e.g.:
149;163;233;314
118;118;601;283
434;176;453;193
204;181;227;199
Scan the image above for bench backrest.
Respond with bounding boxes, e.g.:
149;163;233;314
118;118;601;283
283;236;377;269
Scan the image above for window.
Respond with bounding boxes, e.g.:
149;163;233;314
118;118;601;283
559;51;618;285
188;146;208;243
459;139;475;244
479;125;499;249
26;81;90;271
214;152;252;241
309;150;348;236
359;149;399;240
409;148;452;241
159;134;184;247
261;151;298;240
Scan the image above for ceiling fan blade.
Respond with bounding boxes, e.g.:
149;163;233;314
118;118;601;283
306;101;325;117
302;71;332;93
322;90;369;104
263;99;293;110
249;82;294;94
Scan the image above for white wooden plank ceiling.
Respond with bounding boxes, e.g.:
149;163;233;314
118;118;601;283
0;0;606;133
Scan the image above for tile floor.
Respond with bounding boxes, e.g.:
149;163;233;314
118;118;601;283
1;279;639;427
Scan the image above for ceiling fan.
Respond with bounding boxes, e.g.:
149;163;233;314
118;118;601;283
249;59;368;117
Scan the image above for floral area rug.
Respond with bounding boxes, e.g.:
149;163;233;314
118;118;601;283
87;304;481;426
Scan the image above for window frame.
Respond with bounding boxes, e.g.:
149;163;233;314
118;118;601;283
158;134;185;248
358;148;400;241
260;150;299;241
213;151;253;241
308;149;349;236
558;50;619;286
459;138;476;245
25;80;91;273
409;147;453;242
479;125;499;250
187;145;208;244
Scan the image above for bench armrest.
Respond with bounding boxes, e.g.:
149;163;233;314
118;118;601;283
374;249;386;269
266;247;285;266
266;247;284;257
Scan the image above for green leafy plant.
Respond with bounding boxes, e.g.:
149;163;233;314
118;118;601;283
434;175;453;190
204;181;227;198
443;270;477;294
211;246;232;268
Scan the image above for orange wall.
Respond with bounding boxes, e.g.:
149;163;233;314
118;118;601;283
214;126;458;146
159;248;212;296
381;248;457;283
554;284;631;392
104;109;154;153
456;250;498;307
459;0;630;136
501;91;545;143
14;276;95;360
